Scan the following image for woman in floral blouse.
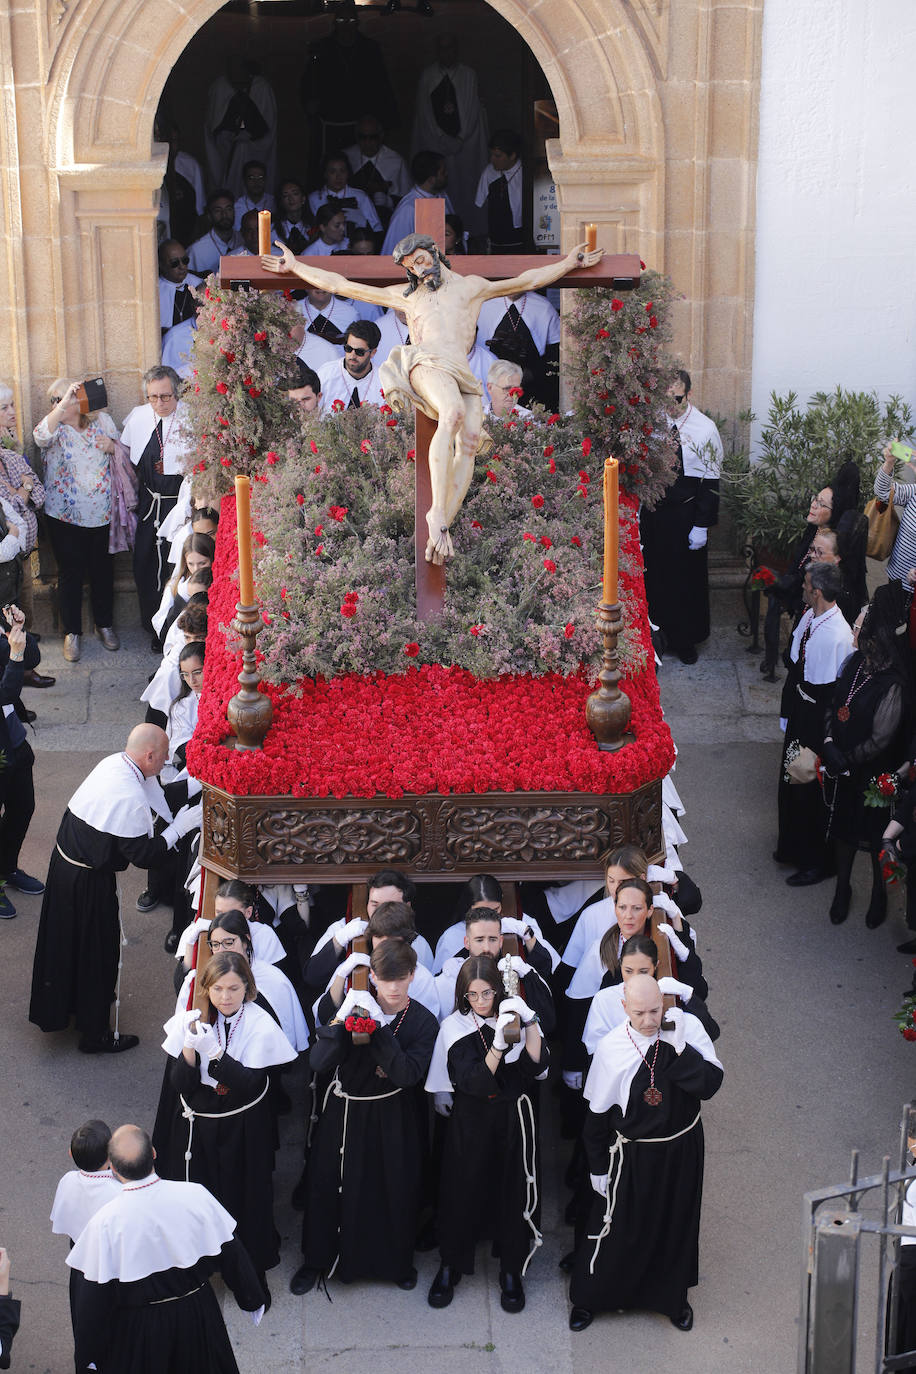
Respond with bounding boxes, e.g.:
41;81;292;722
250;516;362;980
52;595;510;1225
0;382;46;627
33;379;120;662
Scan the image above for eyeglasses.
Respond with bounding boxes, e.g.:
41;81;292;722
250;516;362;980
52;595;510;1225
208;937;240;951
148;391;175;402
344;344;369;356
466;989;496;1002
180;667;204;683
168;256;190;268
810;495;831;510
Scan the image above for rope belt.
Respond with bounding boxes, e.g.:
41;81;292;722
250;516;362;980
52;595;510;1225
141;488;172;598
796;684;816;704
587;1110;701;1275
325;1074;403;1279
55;843;92;869
148;1282;206;1305
516;1092;543;1275
179;1079;270;1183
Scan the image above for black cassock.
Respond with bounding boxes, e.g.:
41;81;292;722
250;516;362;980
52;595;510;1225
301;1001;438;1281
640;445;719;654
153;1051;283;1275
73;1242;261;1374
570;1041;722;1319
29;810;169;1038
437;1027;548;1276
134;424;184;635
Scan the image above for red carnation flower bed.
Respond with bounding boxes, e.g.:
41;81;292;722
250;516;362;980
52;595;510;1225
187;496;674;800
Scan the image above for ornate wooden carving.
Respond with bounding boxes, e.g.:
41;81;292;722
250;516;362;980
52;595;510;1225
200;779;663;883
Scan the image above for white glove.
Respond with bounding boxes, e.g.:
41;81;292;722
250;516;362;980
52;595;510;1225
336;951;371;981
562;1070;583;1092
186;776;203;799
590;1172;609;1197
662;1005;687;1054
337;987;381;1022
176;916;211;960
657;922;690;963
189;1021;222;1060
657;976;694;1002
163;803;201;846
500;916;529;938
354;989;383;1022
182;1008;202;1049
652;891;684;925
249;1305;265;1326
504;953;533;978
687;525;708;550
334;917;368;948
499;995;536;1025
492;1011;515;1052
433;1091;453;1117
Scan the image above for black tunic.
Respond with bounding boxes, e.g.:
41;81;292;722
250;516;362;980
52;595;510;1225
29;810;170;1037
301;1000;438;1281
73;1240;262;1374
570;1042;723;1319
437;1026;548;1275
640;457;719;652
824;655;908;847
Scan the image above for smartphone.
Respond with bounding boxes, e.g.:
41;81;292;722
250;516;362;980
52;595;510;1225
891;441;915;463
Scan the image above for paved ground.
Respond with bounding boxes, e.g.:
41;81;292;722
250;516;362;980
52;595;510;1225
2;589;914;1372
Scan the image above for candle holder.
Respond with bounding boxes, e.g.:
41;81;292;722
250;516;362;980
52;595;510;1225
226;600;273;751
585;600;634;752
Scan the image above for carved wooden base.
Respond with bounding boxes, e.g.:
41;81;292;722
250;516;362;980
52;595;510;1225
201;778;663;882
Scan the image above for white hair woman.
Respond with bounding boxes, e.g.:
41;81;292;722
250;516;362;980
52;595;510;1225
486;359;529;419
33;379;120;662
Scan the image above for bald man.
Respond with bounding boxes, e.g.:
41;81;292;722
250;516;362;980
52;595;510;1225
568;974;723;1334
69;1124;264;1372
29;727;200;1053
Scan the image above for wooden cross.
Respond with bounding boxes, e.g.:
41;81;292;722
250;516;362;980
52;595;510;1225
220;202;640;621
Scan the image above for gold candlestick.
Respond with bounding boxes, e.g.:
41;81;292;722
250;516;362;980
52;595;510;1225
226;600;273;750
585;601;633;752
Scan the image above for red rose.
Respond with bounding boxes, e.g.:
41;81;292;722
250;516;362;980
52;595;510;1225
543;558;556;573
577;485;588;498
570;535;582;547
523;533;536;542
343;591;359;605
406;449;416;460
582;438;592;457
315;544;324;555
254;331;267;342
596;328;610;339
380;404;393;415
340;603;357;618
215;381;228;394
579;469;590;482
611;299;624;312
564;623;575;638
248;387;262;399
314;524;323;536
360;440;371;454
541;536;552;549
531;494;544;509
547;414;560;426
310;440;318;455
469;624;483;637
404;642;419;657
543;445;554;457
314;465;321;475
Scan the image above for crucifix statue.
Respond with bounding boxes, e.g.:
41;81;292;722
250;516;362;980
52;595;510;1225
224;199;640;618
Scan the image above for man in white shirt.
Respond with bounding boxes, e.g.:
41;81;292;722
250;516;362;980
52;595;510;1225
381;151;453;255
308;153;382;233
157;242;203;336
318;321;384;412
411;34;488;224
276;178;313;255
120;366;193;641
296;284;357;347
344;115;411;219
187;190;242;276
232;159;275;229
474;129;524;252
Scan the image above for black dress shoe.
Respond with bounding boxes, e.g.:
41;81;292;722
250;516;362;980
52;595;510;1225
786;867;830;887
898;936;916;954
428;1264;460;1308
569;1306;593;1332
136;889;160;912
78;1030;139;1054
395;1267;417;1290
558;1251;575;1273
671;1303;693;1331
499;1271;525;1313
21;706;36;723
865;889;888;929
830;885;851;925
163;930;179;954
22;669;55;688
676;646;698;665
289;1264;319;1295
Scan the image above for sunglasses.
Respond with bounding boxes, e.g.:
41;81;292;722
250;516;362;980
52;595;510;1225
168;256;190;268
344;344;369;356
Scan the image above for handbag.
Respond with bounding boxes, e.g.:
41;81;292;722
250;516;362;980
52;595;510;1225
786;744;818;785
865;492;900;561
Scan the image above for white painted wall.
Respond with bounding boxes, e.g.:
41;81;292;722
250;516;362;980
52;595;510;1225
752;0;916;445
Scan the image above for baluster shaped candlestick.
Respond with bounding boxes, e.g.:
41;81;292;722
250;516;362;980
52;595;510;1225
226;601;273;750
585;600;634;752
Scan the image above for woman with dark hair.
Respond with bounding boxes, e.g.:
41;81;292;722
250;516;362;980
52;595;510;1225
290;939;438;1295
583;934;719;1054
151;531;215;645
425;953;547;1315
155;950;297;1303
760;459;862;679
822;590;911;926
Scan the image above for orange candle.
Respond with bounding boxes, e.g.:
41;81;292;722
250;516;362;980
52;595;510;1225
235;474;255;605
257;210;271;256
585;222;597;253
603;457;618;605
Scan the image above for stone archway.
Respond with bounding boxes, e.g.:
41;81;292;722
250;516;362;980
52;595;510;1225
0;0;760;425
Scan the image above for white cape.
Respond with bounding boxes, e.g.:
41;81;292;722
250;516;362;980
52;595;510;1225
68;752;171;838
50;1169;122;1243
162;999;296;1087
584;1014;722;1115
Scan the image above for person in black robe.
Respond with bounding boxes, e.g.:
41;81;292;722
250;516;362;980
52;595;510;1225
822;588;911;926
153;952;297;1300
568;974;723;1333
291;940;438;1294
640;371;723;664
0;1247;19;1372
28;724;199;1052
427;954;548;1315
68;1125;264;1374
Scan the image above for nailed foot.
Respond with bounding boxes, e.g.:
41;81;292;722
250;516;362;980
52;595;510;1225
425;510;453;564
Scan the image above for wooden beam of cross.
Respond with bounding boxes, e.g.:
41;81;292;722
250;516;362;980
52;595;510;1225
220;202;641;621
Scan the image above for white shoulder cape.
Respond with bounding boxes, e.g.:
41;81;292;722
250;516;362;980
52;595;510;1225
50;1169;122;1243
584;1013;722;1115
68;752;171;838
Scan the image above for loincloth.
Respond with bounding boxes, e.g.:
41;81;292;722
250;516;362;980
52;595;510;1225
379;344;483;420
